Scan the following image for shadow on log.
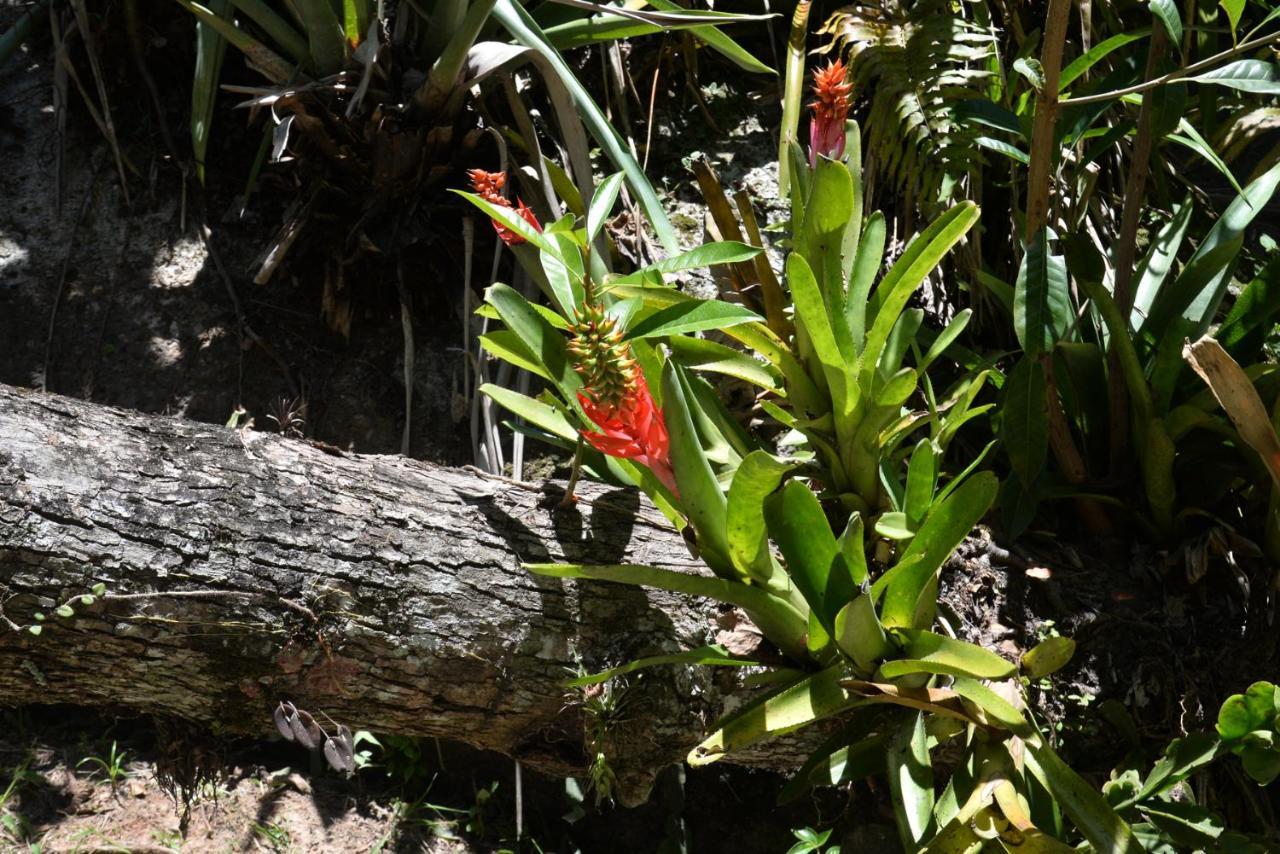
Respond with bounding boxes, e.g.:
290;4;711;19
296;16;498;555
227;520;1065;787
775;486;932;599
0;384;791;804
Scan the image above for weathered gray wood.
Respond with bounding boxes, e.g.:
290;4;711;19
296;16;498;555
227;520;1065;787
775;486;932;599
0;384;781;803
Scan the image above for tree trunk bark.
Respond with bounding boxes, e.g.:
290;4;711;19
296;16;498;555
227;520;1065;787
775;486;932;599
0;384;786;804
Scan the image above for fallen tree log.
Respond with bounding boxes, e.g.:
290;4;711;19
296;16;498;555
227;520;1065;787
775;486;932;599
0;384;786;804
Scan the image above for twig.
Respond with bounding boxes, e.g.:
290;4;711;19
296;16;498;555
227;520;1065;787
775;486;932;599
1065;29;1280;105
397;260;415;457
50;2;67;217
199;222;299;402
641;35;665;171
67;0;130;205
0;587;320;634
42;167;99;392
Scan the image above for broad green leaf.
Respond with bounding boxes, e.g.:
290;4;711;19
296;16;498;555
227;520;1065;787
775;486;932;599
1174;161;1280;334
667;335;783;392
975;136;1029;164
191;0;232;184
1001;355;1048;485
1021;636;1076;679
1140;800;1224;848
797;159;856;354
876;472;998;629
1187;60;1280;94
727;451;795;583
586;172;625;243
878;630;1016;680
1129;732;1223;805
1014;229;1070;356
837;513;869;586
662;363;732;578
222;0;309;63
1217;254;1280;361
875;511;916;541
862;202;979;386
876;367;918;407
1145;240;1244;342
541;231;586;316
475;300;570;330
1131;196;1193;329
1219;0;1245;40
527;562;807;660
1060;29;1151;90
1218;682;1280;742
291;0;345;74
1025;739;1139;853
481;384;576;441
792;732;889;797
689;665;856;764
950;676;1031;734
485;283;580;396
887;712;935;849
478;332;554;382
1171;118;1241;194
609;283;825;414
567;644;759;687
903;439;938;529
789;253;853;415
643;0;775;75
1149;0;1182;47
834;594;891;673
881;310;924;380
640;241;763;275
844;211;886;352
625;300;763;340
170;0;295;82
766;480;855;630
454;190;556;253
342;0;369;45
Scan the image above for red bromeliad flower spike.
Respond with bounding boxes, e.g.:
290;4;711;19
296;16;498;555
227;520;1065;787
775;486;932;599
467;169;542;246
808;59;854;167
568;302;678;497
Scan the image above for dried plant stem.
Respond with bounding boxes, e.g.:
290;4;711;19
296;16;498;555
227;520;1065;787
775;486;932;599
398;262;415;457
42;167;99;393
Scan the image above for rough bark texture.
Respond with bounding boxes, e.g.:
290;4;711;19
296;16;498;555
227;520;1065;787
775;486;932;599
0;384;778;804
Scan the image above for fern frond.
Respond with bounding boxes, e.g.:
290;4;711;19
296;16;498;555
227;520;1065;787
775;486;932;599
819;0;999;213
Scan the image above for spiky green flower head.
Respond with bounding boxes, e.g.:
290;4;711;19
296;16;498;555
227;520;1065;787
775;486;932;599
567;301;640;410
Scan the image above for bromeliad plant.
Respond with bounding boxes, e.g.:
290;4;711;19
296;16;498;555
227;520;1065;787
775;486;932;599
456;58;1180;847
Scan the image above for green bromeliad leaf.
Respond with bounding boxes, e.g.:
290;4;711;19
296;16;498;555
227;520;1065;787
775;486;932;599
625;299;762;340
688;664;858;765
877;629;1015;681
566;644;760;688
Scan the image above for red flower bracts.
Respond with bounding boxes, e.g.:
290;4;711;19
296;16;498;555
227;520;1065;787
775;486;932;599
808;59;854;167
577;374;677;495
569;302;678;496
467;169;541;246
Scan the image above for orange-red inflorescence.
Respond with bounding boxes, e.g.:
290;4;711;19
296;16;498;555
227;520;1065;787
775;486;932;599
808;59;854;167
569;303;677;496
467;169;541;246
